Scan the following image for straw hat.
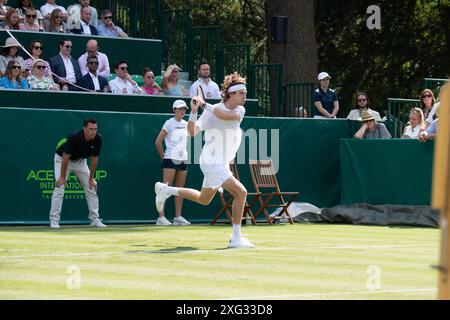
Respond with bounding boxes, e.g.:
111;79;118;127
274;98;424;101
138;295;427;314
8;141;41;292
361;110;376;122
2;37;21;48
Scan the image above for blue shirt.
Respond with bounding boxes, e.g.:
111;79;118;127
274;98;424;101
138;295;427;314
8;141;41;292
313;87;338;116
0;77;29;90
97;22;125;37
426;119;438;135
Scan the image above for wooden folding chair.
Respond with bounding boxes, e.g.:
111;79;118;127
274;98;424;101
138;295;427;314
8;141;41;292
249;159;299;224
210;160;260;225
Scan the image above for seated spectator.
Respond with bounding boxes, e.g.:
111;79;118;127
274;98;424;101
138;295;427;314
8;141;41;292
419;118;438;143
162;64;184;96
141;67;161;95
0;0;11;24
354;110;391;139
347;92;381;121
78;39;109;78
3;7;20;29
0;37;25;77
49;39;82;90
425;85;446;126
45;8;69;33
78;55;110;92
401;107;426;139
0;60;28;89
28;58;59;90
294;106;307;117
189;63;221;99
19;7;40;31
419;89;435;122
108;60;143;94
313;72;339;118
40;0;67;21
23;39;51;78
16;0;44;24
67;0;98;29
70;6;97;35
97;9;128;37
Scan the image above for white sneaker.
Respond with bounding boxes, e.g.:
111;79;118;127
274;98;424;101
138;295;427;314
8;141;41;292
228;236;255;249
90;219;107;228
173;216;191;226
156;216;172;226
155;182;170;213
50;220;60;229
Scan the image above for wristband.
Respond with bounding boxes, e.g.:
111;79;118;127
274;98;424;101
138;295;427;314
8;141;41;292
189;112;198;122
204;103;215;112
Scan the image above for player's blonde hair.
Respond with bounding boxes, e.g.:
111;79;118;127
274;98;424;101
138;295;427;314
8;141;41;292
221;72;246;102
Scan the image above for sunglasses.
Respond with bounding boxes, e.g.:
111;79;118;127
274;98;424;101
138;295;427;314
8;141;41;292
88;61;99;65
33;46;43;50
363;119;374;123
120;66;128;70
422;94;432;98
358;98;367;102
65;45;72;49
103;16;113;20
56;16;63;19
26;14;37;18
146;75;154;78
11;65;21;70
35;65;46;69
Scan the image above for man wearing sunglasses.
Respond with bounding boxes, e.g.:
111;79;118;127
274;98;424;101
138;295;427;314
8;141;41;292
97;9;127;38
49;39;82;91
108;60;143;94
78;55;110;92
78;39;110;78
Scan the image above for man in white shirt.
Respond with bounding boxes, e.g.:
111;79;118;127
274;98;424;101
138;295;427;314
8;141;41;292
67;0;98;28
108;60;143;94
70;6;98;35
189;63;221;99
78;39;110;79
49;39;82;90
40;0;68;20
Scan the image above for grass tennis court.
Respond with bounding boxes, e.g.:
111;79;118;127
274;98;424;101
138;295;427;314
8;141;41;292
0;223;439;300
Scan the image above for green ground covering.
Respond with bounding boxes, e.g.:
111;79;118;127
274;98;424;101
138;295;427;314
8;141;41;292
0;224;439;300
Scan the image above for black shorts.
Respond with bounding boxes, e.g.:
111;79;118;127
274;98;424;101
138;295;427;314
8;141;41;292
161;159;188;171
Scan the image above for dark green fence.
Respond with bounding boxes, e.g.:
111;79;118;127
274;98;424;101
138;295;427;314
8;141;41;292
187;26;220;82
218;44;251;84
247;64;283;116
386;98;420;138
422;78;448;91
282;83;315;117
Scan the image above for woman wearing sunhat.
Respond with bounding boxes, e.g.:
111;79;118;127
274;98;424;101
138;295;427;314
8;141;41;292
354;110;391;139
154;99;191;226
0;37;25;77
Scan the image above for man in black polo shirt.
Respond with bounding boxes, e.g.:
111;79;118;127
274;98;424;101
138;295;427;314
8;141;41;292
49;118;106;228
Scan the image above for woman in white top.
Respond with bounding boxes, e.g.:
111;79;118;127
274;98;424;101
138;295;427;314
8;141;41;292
155;72;254;249
402;107;426;139
154;100;191;226
347;92;381;121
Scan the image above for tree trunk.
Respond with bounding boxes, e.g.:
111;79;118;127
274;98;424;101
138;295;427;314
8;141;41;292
266;0;318;115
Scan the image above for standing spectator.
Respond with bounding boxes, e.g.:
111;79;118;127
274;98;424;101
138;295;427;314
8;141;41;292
162;63;184;96
154;100;191;226
24;39;51;78
0;60;28;89
3;7;20;29
49;118;106;229
0;0;11;24
419;89;436;121
313;72;339;118
354;110;391;139
347;92;381;121
401;108;426;139
67;0;98;29
49;39;82;90
78;55;109;92
40;0;67;20
78;39;109;78
0;37;25;77
189;63;221;99
28;58;59;90
141;67;161;94
70;6;97;35
19;7;40;31
97;9;128;37
45;8;69;33
108;60;143;94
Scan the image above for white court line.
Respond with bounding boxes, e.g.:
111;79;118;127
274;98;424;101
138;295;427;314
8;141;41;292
0;243;436;259
226;288;437;300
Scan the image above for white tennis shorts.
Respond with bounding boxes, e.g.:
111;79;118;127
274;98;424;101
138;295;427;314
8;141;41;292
200;163;233;189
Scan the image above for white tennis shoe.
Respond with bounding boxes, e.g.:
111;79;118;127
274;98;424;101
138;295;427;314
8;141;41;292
228;236;255;249
155;182;170;213
173;216;191;226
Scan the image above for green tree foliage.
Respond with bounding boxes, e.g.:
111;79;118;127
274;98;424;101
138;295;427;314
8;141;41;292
315;0;450;117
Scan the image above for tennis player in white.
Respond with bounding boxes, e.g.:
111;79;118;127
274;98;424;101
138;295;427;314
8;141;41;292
154;72;254;248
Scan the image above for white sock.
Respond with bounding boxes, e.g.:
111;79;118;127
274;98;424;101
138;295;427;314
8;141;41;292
165;186;180;196
232;224;241;238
